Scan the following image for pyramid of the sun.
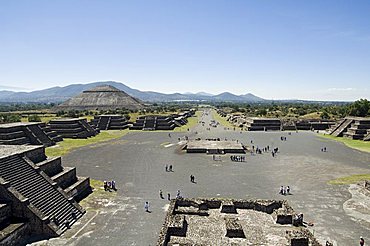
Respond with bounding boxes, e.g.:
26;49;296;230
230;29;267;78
56;85;145;111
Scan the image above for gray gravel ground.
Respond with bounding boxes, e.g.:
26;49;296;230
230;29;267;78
36;109;370;246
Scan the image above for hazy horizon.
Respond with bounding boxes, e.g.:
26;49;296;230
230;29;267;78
1;1;369;101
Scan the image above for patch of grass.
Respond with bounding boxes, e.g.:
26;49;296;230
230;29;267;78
173;111;201;132
46;130;129;157
319;134;370;153
328;174;370;185
211;110;235;128
79;179;117;210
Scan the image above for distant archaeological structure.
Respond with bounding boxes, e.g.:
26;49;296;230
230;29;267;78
91;115;130;130
0;122;62;147
56;85;145;111
329;117;370;141
130;110;195;131
157;198;321;246
220;110;336;132
48;118;99;139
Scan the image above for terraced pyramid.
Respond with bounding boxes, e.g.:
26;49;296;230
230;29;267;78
56;85;145;111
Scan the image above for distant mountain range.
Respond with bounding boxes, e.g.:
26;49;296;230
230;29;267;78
0;81;265;103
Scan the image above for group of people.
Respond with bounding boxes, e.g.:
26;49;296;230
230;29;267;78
230;155;245;162
252;145;271;154
103;180;116;191
280;136;287;141
165;164;173;172
279;185;290;195
158;189;182;201
321;147;327;152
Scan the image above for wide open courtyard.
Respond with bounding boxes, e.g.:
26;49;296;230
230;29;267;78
34;110;370;245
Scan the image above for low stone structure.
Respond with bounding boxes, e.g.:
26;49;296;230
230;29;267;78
130;112;193;131
0;145;91;245
245;117;281;131
343;118;370;140
48;118;98;139
185;139;246;154
91;115;130;130
294;119;335;131
157;198;322;246
0;122;61;147
330;117;370;140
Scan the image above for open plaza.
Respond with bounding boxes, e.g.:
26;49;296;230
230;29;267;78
16;108;368;246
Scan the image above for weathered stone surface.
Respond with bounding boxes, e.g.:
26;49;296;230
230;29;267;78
56;85;145;111
157;198;321;246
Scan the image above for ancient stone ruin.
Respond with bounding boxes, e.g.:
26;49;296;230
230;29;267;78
91;115;130;130
0;122;62;147
0;145;91;245
330;117;370;141
157;198;322;246
184;139;246;154
55;84;145;111
245;117;282;131
130;111;194;131
48;118;98;139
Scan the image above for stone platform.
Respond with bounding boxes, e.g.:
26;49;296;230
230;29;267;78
185;140;246;154
157;198;321;246
0;122;59;147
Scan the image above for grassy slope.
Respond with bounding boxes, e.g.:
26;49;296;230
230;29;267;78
211;110;235;128
328;174;370;185
46;130;129;157
319;134;370;153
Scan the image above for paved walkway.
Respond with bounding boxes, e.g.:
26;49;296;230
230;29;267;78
35;109;370;245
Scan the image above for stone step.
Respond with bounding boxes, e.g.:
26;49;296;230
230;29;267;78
51;167;77;189
36;157;63;177
64;176;91;202
0;131;26;140
0;137;30;145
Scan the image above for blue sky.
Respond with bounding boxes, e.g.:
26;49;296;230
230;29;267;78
0;0;369;101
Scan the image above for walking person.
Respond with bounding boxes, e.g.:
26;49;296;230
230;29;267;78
167;193;171;201
144;201;150;212
159;190;164;199
165;164;168;172
360;236;365;246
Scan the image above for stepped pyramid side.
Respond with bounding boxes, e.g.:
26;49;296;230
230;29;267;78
0;145;91;245
56;85;145;111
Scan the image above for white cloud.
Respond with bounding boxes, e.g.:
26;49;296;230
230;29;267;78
327;87;356;91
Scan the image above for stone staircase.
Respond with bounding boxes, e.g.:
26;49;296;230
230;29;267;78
98;116;109;130
0;155;84;234
143;118;156;131
26;124;54;146
330;118;354;137
39;123;63;143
